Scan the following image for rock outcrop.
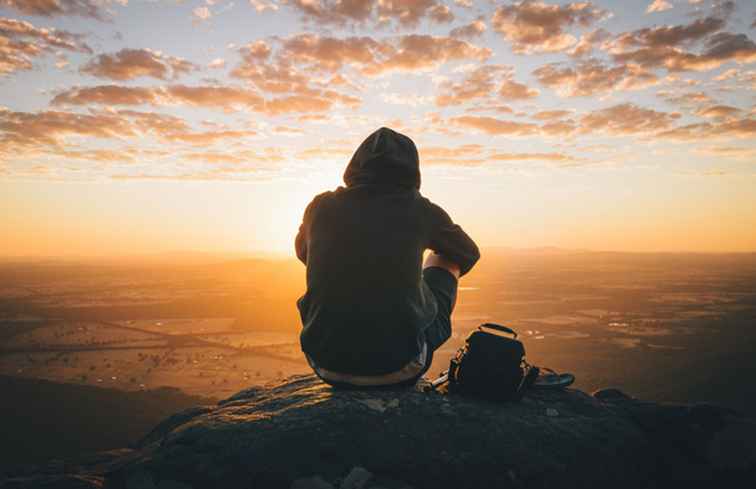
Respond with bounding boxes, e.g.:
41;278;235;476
2;374;755;489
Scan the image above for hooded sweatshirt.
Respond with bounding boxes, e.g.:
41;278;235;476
295;127;480;375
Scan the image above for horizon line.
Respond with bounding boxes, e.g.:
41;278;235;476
2;246;756;262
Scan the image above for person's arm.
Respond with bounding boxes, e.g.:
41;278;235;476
295;219;307;265
294;193;328;265
427;202;480;276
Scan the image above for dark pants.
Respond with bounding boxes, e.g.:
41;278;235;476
320;266;458;390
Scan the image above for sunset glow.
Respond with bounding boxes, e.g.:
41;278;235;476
1;0;755;256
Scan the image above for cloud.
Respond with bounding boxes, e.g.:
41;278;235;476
499;78;539;100
165;85;266;110
276;34;380;73
449;19;486;39
283;0;453;28
418;145;579;166
646;0;672;14
710;68;756;89
114;110;191;137
378;1;454;26
250;0;279;12
52;85;161;106
0;16;90;76
392;35;490;73
240;40;272;61
0;106;269;158
163;130;258;145
427;4;454;24
434;65;506;107
232;62;311;94
579;103;680;134
534;59;658;97
713;67;738;81
489;152;578;165
449;115;539;136
208;58;225;69
657;89;715;106
491;1;609;54
464;104;514;115
183;149;284;164
283;0;374;25
434;64;537;106
693;104;741;119
531;110;572;120
656;118;756;140
111;164;283;181
58;148;139;163
296;145;352;160
0;0;113;21
611;15;724;50
569;28;610;57
0;109;135;147
540;120;576;135
51;83;359;115
694;145;756;160
420;144;484;165
80;48;196;81
275;33;491;77
193;6;212;21
263;94;334;115
607;14;756;72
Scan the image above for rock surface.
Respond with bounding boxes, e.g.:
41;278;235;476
2;374;755;489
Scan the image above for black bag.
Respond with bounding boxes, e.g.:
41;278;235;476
440;323;538;402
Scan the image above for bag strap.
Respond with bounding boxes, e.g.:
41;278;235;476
513;364;540;400
479;323;518;338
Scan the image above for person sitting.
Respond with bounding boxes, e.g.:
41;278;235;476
295;127;480;388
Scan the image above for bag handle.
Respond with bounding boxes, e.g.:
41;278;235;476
479;322;518;338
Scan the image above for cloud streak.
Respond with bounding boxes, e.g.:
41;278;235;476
80;49;196;81
0;16;91;75
51;84;360;115
0;0;113;21
491;1;609;54
283;0;454;28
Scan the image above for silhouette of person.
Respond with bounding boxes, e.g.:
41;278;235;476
295;127;480;388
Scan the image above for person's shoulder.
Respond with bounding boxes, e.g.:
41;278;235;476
418;195;455;223
417;193;444;212
305;187;345;212
310;188;339;204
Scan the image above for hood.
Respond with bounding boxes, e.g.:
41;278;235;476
343;127;420;189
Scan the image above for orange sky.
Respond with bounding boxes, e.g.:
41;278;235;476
1;1;755;256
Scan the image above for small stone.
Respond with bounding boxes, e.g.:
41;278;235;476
357;399;387;412
546;408;559;417
340;466;373;489
291;475;335;489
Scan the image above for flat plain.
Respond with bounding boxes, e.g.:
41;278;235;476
1;251;755;467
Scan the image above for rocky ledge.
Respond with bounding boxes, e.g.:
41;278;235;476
2;374;755;489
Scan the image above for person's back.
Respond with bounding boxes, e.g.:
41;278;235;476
296;127;480;386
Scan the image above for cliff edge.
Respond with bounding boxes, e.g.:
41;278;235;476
2;374;755;489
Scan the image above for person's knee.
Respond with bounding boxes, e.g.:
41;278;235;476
423;252;461;279
425;322;451;352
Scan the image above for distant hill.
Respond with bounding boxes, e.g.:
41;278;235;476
0;376;215;471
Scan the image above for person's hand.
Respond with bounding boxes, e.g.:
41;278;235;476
423;252;461;279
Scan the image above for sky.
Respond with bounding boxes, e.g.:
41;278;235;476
0;0;755;257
